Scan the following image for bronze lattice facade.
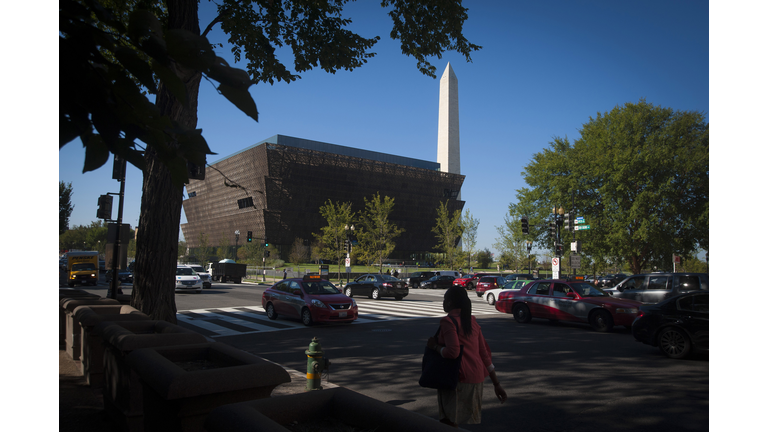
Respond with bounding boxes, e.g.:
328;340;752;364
180;135;464;260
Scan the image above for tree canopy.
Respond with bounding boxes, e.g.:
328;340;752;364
513;99;708;274
355;193;404;272
60;182;75;234
432;200;463;269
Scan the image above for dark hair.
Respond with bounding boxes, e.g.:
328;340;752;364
445;286;473;336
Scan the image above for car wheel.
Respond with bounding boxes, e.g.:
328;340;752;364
467;282;474;290
590;310;614;332
266;303;278;320
372;288;380;300
487;293;496;305
657;327;691;359
512;304;531;323
301;308;313;326
476;292;483;297
345;287;353;297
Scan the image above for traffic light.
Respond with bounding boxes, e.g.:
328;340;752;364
247;231;252;242
344;239;350;253
264;250;271;257
97;195;113;220
548;222;556;239
555;244;564;256
264;242;269;247
563;212;572;232
521;216;529;235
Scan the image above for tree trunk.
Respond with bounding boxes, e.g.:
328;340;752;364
131;0;201;323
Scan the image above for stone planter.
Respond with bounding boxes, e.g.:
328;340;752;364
61;297;120;359
74;305;150;387
126;342;291;432
59;290;101;349
100;321;208;432
205;387;455;432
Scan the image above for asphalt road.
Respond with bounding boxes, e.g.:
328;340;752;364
70;279;709;432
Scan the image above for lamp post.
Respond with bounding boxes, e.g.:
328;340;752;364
344;224;354;283
526;240;533;274
234;230;240;261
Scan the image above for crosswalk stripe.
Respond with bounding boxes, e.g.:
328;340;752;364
175;296;501;337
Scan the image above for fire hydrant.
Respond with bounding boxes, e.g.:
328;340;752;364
305;337;330;391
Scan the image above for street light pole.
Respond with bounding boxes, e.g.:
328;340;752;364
234;230;240;261
344;224;354;284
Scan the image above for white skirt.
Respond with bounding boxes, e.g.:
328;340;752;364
438;382;484;424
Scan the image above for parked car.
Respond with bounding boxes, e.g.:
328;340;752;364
495;280;642;332
632;291;708;359
175;265;202;294
595;274;628;288
105;269;134;284
474;276;506;298
484;280;533;305
420;275;456;289
452;273;489;290
262;275;357;326
188;264;212;289
434;270;462;279
607;273;708;304
504;273;534;282
342;274;409;300
405;271;435;289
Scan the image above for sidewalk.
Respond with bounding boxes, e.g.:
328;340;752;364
59;345;335;431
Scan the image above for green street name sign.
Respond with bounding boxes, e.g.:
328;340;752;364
574;225;591;231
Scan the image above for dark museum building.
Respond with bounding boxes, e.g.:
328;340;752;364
180;135;465;262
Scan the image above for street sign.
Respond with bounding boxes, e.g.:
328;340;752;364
570;255;581;268
575;217;585;223
575;225;591;231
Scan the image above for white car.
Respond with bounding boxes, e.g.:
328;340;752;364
188;264;212;289
484;280;533;305
176;265;203;293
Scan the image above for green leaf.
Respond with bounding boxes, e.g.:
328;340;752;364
217;83;259;122
207;57;253;90
82;134;111;173
114;47;158;93
165;29;216;71
127;9;164;46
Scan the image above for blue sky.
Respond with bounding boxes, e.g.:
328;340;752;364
57;0;710;259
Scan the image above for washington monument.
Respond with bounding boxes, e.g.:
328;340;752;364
437;63;460;177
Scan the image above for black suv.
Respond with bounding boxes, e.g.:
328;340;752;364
596;274;628;288
405;271;435;288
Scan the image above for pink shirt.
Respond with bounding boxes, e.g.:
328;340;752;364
437;309;493;384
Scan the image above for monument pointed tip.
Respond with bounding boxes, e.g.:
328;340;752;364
441;62;456;79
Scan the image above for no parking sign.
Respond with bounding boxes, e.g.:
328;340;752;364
552;257;560;279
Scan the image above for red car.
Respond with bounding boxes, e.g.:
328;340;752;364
452;273;490;290
262;275;358;326
474;276;506;298
495;279;642;332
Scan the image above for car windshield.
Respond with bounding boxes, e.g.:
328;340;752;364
303;281;341;295
176;267;195;276
571;283;607;297
190;266;205;272
381;275;400;281
72;263;96;271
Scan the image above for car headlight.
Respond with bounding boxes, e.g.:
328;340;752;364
311;299;327;308
616;308;638;314
351;299;358;308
